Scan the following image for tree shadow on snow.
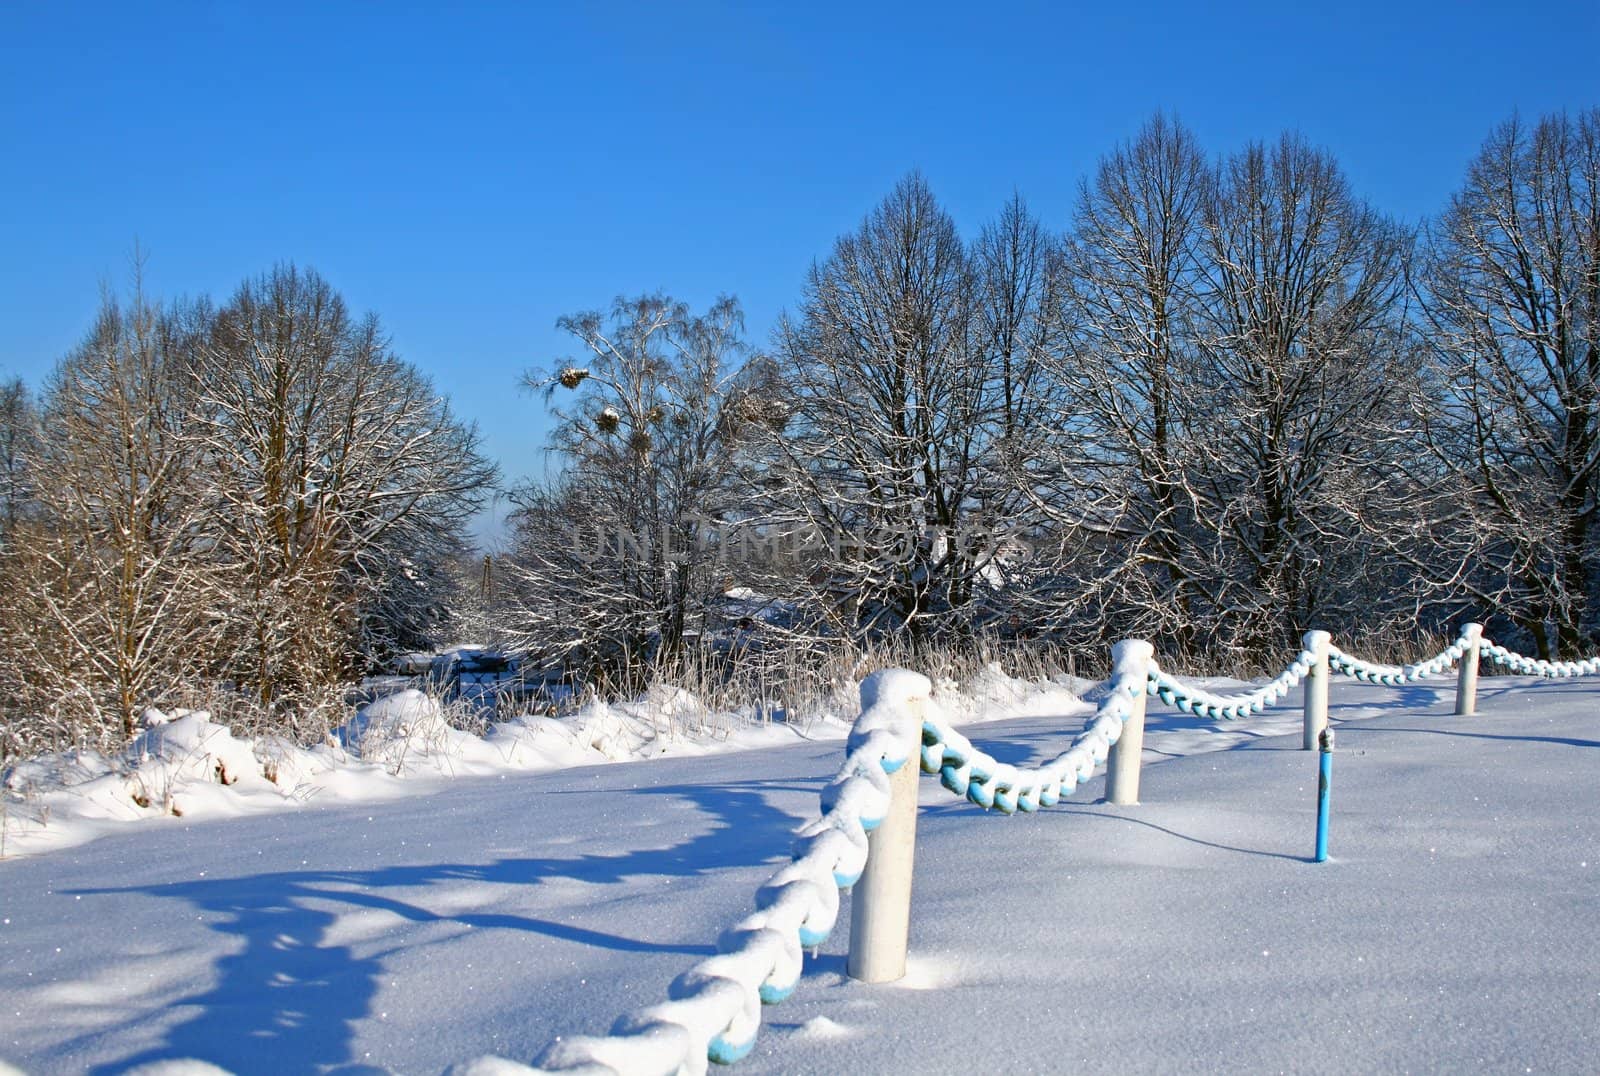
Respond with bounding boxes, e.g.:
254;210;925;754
1053;806;1307;862
70;778;805;1076
1331;683;1449;714
1337;726;1600;749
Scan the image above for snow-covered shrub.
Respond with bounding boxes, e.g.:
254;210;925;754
336;690;454;774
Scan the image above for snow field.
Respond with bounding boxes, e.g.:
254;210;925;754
0;673;1595;1073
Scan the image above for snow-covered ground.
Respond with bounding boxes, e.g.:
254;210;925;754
1;673;1595;1073
0;667;1087;862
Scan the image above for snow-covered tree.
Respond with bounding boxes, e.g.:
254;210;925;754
1187;133;1417;650
504;295;770;685
197;265;495;727
0;373;38;544
4;291;216;744
0;372;41;756
765;175;1046;640
1042;123;1421;657
1042;115;1215;651
1420;109;1600;656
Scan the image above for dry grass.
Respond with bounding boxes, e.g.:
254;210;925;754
567;631;1086;733
2;622;1491;766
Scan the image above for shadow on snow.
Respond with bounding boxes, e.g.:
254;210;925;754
68;778;810;1075
60;675;1582;1072
1338;726;1600;749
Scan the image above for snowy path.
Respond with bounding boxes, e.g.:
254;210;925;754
2;677;1597;1073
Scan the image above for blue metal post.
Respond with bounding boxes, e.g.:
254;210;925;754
1314;727;1334;862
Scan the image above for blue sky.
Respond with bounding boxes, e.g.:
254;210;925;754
3;1;1596;542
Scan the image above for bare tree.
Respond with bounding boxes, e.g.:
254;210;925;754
1421;109;1600;657
1043;115;1214;652
1042;125;1419;657
974;193;1062;460
0;374;38;543
501;476;659;684
353;521;476;667
0;373;40;757
0;266;492;756
198;265;495;727
505;295;768;684
968;194;1066;625
6;290;216;744
1185;134;1416;651
767;174;1036;640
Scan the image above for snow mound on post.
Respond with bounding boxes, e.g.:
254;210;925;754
852;668;933;765
858;668;932;712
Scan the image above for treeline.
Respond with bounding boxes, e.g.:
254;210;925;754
3;108;1595;761
503;109;1600;687
0;266;494;758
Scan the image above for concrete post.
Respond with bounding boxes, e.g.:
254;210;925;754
1106;639;1155;806
847;691;924;984
1455;622;1483;716
1303;629;1331;751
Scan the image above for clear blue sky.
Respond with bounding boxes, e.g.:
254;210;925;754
3;1;1596;543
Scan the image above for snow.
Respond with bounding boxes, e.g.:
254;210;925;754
0;665;1067;861
2;673;1597;1073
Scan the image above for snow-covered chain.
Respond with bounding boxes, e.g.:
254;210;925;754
913;627;1484;815
1147;649;1317;720
923;623;1600;825
1143;626;1491;720
447;670;928;1076
1331;628;1600;684
1326;627;1479;685
918;641;1149;814
1480;641;1600;678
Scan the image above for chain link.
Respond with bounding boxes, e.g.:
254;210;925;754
918;647;1150;816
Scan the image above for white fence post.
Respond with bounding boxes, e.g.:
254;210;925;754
1455;622;1483;716
847;680;925;985
1303;629;1331;751
1106;639;1155;806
